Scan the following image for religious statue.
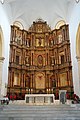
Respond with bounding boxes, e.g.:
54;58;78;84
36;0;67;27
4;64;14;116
58;34;62;44
51;56;54;65
25;56;29;66
15;35;22;44
38;37;42;46
37;55;43;67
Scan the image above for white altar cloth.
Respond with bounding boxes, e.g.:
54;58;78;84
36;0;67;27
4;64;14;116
25;94;55;105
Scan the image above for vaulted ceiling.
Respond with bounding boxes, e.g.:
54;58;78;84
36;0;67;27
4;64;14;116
2;0;75;30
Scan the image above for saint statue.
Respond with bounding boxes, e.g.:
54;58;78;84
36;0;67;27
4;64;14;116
38;38;42;46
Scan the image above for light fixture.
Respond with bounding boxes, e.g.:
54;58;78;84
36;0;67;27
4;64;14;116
75;0;80;3
0;0;4;4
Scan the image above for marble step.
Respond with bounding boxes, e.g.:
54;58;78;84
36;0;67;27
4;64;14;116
2;104;74;109
0;116;80;120
0;104;80;120
0;113;80;118
2;106;78;112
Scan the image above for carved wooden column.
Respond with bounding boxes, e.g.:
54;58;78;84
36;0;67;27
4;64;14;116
0;57;5;96
46;74;49;93
67;70;69;86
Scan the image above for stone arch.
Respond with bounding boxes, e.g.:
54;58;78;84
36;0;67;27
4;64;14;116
0;26;4;96
0;34;2;57
76;23;80;58
76;23;80;84
13;21;24;30
0;26;4;57
55;20;66;29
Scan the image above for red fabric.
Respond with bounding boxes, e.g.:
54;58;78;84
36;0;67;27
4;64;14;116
10;95;12;99
14;95;16;99
66;93;70;99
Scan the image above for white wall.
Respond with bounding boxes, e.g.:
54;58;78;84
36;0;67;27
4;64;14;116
0;3;10;96
69;3;80;96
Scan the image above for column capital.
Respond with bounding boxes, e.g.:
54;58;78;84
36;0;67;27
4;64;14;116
0;57;5;62
76;56;80;61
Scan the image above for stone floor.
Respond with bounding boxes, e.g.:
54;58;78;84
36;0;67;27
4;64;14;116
0;101;80;120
